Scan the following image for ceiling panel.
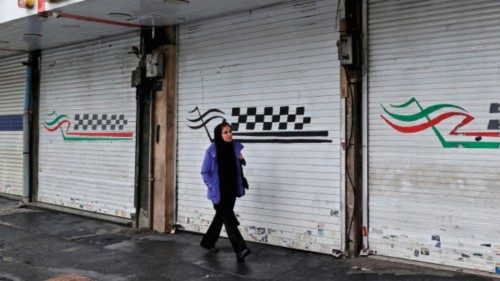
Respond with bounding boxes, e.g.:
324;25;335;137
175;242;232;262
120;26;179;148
0;0;292;58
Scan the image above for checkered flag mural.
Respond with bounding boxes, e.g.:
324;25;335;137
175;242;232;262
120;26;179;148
230;106;311;131
186;105;331;143
74;114;128;131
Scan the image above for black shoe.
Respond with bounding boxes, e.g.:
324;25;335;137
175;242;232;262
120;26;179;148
200;242;219;253
236;248;251;262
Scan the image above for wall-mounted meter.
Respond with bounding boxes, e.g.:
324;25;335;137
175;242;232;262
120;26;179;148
145;51;164;78
337;35;353;66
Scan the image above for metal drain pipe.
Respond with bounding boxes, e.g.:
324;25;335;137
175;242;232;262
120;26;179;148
22;52;38;203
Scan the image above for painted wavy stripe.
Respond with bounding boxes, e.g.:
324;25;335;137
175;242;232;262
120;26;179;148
66;131;133;137
237;138;332;143
186;108;225;122
453;131;500;137
389;97;419;108
448;115;500;138
44;114;70;127
62;135;132;141
381;111;472;133
187;116;225;129
382;103;467;123
233;131;329;137
383;109;500;140
44;120;71;132
383;98;500;148
59;129;132;141
388;97;466;111
437;111;500;138
442;140;500;149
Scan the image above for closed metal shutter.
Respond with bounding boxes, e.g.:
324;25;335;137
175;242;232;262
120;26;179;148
0;55;26;197
368;0;500;273
38;35;139;218
177;0;343;254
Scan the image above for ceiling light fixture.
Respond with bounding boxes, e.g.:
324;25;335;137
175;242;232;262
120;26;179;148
23;33;42;38
128;13;179;22
23;33;42;44
108;12;132;20
164;0;189;5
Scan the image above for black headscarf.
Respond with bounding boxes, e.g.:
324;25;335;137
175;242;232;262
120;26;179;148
214;122;237;199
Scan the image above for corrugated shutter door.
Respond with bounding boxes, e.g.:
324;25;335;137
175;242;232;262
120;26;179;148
38;35;139;218
368;0;500;273
177;0;342;254
0;55;26;196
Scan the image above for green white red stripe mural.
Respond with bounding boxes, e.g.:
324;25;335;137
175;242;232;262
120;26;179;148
381;98;500;149
43;111;133;141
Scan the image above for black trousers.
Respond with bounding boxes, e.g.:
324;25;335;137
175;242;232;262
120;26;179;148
201;196;247;254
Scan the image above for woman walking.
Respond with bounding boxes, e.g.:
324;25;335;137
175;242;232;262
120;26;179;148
200;121;251;262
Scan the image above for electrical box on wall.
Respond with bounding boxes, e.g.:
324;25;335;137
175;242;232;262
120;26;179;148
131;67;141;87
337;35;353;66
145;51;164;78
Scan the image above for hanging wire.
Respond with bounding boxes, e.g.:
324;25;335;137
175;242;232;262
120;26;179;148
334;0;342;31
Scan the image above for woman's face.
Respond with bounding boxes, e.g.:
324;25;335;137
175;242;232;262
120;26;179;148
221;125;233;143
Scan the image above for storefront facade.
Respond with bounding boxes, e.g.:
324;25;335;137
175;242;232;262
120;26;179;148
0;55;26;197
366;0;500;273
176;0;345;254
37;35;140;218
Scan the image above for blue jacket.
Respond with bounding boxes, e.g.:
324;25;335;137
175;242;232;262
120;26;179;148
201;141;245;204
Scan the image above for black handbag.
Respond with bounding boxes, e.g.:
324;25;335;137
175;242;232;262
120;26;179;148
240;158;249;190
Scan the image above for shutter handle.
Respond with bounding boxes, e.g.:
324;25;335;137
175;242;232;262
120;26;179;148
156;124;160;143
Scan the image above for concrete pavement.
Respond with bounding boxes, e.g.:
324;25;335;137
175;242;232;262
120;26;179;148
0;197;495;281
